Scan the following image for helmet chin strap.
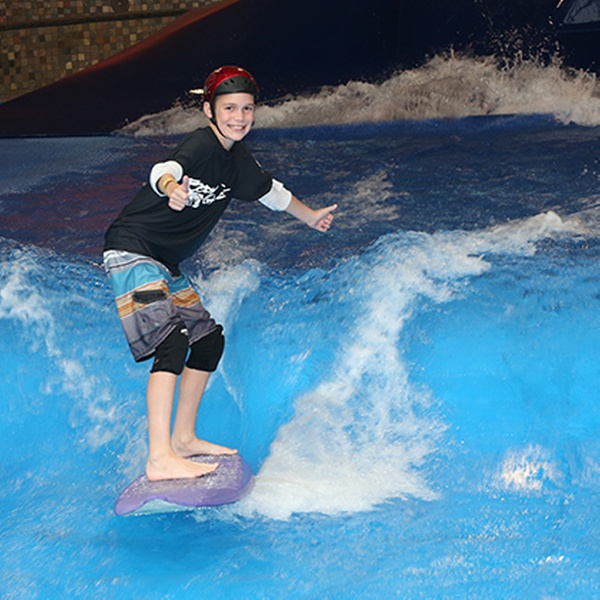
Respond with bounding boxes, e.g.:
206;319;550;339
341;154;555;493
208;101;227;140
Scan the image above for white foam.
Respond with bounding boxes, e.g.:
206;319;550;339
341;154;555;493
0;253;51;330
0;249;140;458
229;209;593;520
121;53;600;136
494;445;563;493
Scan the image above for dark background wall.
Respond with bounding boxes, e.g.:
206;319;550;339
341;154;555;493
1;0;217;102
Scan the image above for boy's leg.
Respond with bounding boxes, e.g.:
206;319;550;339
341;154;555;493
145;370;218;481
171;366;238;457
103;252;224;480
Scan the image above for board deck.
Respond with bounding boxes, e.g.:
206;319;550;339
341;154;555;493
114;453;254;516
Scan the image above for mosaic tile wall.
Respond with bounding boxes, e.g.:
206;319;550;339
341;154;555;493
1;1;218;102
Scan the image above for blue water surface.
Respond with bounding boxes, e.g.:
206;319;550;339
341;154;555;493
1;115;599;598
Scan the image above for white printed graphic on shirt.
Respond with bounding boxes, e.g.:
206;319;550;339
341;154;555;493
186;177;231;208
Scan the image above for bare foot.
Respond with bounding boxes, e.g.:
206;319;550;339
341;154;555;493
146;451;218;482
172;435;238;458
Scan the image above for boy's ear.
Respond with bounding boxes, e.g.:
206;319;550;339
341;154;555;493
203;101;213;120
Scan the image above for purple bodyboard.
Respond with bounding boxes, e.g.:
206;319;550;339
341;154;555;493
114;454;254;516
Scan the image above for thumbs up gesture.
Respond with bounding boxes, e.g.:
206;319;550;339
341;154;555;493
166;175;190;212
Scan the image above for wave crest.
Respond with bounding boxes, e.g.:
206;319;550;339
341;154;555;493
121;53;600;136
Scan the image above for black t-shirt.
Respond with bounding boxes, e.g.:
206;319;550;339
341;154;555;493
104;127;272;274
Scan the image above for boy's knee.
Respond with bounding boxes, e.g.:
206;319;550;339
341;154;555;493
151;325;189;375
186;326;224;372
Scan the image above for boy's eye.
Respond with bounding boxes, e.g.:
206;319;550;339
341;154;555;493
220;104;254;113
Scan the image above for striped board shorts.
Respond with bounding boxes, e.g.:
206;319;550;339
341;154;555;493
103;250;219;362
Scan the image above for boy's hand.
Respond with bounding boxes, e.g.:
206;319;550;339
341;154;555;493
309;204;337;232
284;196;337;231
167;175;190;211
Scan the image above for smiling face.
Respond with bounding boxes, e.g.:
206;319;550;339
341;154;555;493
203;92;256;149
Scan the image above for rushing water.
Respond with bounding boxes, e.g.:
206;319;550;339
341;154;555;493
122;53;600;136
1;55;599;598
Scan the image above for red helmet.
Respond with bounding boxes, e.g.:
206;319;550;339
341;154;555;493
203;66;259;104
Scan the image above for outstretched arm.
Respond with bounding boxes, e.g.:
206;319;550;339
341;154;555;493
285;196;338;232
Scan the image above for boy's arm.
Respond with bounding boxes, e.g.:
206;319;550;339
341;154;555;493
285;196;337;232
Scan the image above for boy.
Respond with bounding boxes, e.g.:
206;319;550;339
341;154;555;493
104;66;337;481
